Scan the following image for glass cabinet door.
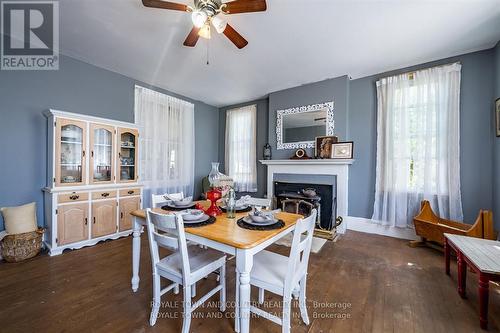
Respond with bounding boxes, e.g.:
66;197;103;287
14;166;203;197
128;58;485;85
56;119;87;186
90;123;114;184
117;127;138;182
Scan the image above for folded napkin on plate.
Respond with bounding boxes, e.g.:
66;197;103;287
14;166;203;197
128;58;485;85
251;209;282;219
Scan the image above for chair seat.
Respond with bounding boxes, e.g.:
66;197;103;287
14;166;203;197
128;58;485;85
250;250;288;294
157;246;226;282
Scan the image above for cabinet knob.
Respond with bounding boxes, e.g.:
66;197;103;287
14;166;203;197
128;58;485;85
93;217;96;224
69;195;79;200
101;192;110;197
120;212;124;219
85;217;88;225
127;190;134;195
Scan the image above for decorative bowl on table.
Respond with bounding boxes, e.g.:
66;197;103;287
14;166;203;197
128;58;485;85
180;209;204;221
172;196;193;206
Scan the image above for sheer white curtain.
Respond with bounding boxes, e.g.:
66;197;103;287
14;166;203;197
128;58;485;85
372;63;463;228
225;104;257;192
135;86;195;207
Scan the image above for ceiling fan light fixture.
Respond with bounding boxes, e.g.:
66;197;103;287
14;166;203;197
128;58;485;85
191;10;208;28
198;24;211;39
211;16;227;34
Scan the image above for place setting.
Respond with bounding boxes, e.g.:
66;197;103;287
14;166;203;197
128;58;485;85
237;208;285;230
161;194;196;211
177;209;216;228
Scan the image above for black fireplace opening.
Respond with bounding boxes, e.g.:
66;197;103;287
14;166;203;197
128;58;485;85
273;181;337;231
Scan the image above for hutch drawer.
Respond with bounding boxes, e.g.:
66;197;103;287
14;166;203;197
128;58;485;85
58;192;89;203
92;190;117;200
120;188;140;197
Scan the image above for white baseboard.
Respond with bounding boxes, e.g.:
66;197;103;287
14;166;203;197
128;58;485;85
344;216;418;240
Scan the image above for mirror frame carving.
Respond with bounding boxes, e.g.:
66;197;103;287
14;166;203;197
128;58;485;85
276;101;334;150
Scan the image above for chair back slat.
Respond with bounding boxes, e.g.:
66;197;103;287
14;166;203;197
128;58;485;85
247;197;272;209
154;232;179;250
285;209;317;289
146;209;190;279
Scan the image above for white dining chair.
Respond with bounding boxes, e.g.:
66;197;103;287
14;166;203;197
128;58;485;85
246;197;272;209
235;209;317;333
145;209;227;332
151;191;184;208
151;191;204;295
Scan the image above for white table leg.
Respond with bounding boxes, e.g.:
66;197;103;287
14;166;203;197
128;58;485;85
236;249;253;333
131;217;142;292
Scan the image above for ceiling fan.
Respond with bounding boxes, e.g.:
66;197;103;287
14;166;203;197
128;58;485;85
142;0;267;49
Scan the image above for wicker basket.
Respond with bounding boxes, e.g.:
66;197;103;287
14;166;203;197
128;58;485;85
1;228;45;263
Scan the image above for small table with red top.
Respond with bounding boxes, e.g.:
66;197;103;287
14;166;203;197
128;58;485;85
444;233;500;330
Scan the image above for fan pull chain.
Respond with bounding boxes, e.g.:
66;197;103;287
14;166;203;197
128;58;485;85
206;38;210;65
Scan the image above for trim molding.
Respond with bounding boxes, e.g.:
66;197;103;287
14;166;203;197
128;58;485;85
344;216;418;240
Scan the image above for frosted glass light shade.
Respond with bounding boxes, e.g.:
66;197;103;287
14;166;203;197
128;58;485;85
191;10;208;28
211;16;227;34
198;24;211;39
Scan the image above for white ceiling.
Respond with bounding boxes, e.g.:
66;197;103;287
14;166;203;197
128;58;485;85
59;0;500;107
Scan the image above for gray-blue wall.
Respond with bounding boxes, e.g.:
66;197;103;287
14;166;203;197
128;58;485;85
219;49;498;226
0;55;219;230
494;41;500;230
268;75;350;160
349;49;496;223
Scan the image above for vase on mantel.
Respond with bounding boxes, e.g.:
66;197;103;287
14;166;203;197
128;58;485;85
205;162;223;216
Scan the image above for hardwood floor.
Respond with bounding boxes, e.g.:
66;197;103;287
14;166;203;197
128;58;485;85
0;230;498;333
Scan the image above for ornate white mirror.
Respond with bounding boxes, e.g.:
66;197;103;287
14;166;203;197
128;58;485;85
276;101;334;149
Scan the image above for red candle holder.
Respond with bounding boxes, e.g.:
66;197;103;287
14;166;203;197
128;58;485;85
205;188;222;217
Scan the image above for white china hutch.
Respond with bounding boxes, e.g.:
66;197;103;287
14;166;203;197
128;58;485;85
43;109;142;256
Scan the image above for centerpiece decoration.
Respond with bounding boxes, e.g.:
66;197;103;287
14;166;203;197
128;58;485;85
205;162;224;216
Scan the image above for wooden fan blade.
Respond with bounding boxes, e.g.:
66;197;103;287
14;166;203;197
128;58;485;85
223;0;266;14
183;27;201;47
223;24;248;49
142;0;188;12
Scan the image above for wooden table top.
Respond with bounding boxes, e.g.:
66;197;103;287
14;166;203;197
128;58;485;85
131;201;303;249
445;233;500;275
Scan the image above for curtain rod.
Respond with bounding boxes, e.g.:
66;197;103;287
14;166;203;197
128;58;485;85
385;61;462;80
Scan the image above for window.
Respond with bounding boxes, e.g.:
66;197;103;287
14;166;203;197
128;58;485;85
135;86;195;207
225;104;257;192
392;82;438;192
372;63;462;227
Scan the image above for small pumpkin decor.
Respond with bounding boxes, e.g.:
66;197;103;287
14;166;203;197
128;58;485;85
0;202;44;263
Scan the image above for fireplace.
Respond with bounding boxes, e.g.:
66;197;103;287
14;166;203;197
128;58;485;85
273;181;339;239
260;159;354;235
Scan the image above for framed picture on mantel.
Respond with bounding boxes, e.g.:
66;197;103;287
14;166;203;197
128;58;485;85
331;141;354;159
496;98;500;137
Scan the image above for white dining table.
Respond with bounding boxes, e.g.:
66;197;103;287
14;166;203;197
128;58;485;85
130;206;301;333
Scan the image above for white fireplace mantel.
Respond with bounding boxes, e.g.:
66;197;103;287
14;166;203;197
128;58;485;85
259;159;354;234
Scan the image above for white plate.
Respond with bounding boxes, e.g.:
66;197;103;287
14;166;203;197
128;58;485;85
183;214;210;224
242;216;277;226
221;205;249;211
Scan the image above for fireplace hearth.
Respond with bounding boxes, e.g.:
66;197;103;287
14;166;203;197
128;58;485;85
273;181;339;239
